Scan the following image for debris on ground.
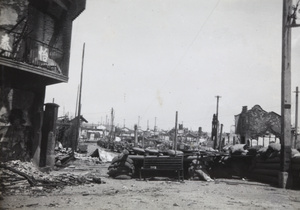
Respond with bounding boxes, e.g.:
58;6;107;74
0;159;104;196
107;150;135;179
89;148;115;163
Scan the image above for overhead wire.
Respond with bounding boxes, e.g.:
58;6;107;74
141;0;221;120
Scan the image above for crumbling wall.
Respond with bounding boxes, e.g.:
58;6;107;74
235;105;281;143
0;88;34;162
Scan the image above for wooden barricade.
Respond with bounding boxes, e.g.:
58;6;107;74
139;156;184;181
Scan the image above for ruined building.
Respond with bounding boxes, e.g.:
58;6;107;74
0;0;86;167
235;105;281;145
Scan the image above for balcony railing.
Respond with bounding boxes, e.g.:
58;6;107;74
0;28;66;77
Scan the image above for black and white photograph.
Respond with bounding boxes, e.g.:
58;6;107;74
0;0;300;209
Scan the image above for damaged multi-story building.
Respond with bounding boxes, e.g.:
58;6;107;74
0;0;86;168
235;105;281;146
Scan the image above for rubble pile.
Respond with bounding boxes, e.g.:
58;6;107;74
0;160;103;195
55;146;102;166
107;150;135;179
55;146;74;166
89;148;115;163
74;153;102;164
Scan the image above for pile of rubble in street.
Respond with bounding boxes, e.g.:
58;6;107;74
0;143;119;197
0;158;104;196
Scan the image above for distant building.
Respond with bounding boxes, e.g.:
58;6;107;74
235;105;281;146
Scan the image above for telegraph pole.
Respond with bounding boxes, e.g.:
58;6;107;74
215;95;221;119
279;0;293;188
110;108;114;146
279;0;300;188
218;124;223;151
134;124;138;147
73;43;85;156
74;85;79;120
212;96;221;149
294;86;299;148
147;120;149;130
174;111;178;153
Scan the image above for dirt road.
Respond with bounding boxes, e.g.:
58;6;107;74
1;143;300;210
2;162;300;210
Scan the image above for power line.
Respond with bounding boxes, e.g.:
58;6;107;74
142;0;221;116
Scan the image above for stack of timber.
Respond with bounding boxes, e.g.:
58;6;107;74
249;156;280;184
249;144;300;186
248;143;281;184
291;152;300;189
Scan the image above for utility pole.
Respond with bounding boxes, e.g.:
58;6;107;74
279;0;300;188
134;124;138;147
74;85;79;120
212;96;221;149
218;124;223;152
174;111;178;153
279;0;295;189
294;86;299;148
110;108;114;143
215;95;221;119
73;43;85;157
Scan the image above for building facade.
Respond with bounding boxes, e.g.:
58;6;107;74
0;0;86;167
235;105;281;146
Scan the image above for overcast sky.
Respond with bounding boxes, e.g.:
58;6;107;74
45;0;300;132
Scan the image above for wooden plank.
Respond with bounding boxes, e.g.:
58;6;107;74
254;162;281;170
255;157;280;163
291;163;300;171
292;156;300;163
140;156;184;181
252;169;279;177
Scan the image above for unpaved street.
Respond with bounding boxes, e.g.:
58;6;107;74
1;161;300;210
1;143;300;210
